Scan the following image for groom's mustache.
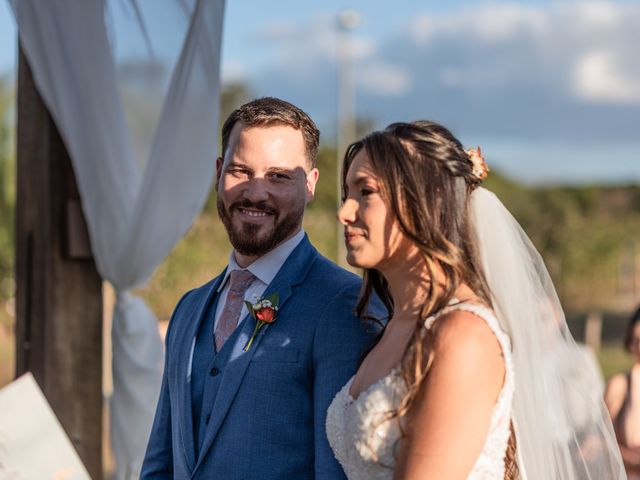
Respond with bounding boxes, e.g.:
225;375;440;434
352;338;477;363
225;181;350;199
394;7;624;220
230;199;278;216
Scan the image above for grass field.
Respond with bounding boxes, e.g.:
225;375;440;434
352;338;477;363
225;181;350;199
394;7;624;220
598;344;635;380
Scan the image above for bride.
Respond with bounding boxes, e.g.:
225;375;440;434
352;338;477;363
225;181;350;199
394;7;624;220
326;121;625;479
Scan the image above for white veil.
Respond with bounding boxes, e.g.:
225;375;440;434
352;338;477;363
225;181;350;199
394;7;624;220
469;187;625;479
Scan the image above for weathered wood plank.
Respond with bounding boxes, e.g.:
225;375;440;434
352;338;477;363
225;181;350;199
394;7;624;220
15;46;103;479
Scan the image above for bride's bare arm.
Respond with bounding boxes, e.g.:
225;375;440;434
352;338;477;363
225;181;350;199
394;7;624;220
393;310;506;480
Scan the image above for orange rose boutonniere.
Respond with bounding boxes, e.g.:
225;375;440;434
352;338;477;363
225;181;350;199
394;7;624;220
243;293;279;351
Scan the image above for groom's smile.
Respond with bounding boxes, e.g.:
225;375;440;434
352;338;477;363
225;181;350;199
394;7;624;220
231;200;278;225
234;202;277;222
238;208;271;219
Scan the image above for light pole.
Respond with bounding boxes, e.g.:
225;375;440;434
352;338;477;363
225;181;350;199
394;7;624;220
336;10;360;265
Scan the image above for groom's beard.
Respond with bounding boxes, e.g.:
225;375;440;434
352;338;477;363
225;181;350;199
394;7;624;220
217;197;304;257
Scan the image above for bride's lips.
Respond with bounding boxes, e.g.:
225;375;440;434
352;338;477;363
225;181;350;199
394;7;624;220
344;230;365;245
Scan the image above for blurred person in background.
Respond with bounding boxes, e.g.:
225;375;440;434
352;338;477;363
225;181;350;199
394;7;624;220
605;304;640;479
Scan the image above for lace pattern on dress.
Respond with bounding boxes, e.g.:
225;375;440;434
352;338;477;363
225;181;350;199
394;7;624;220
326;303;515;480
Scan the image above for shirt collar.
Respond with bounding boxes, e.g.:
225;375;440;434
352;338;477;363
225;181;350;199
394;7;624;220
217;229;306;292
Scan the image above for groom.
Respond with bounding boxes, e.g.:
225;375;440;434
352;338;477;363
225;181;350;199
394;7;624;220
141;97;379;479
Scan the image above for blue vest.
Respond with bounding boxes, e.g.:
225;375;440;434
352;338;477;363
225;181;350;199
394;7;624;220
191;290;246;453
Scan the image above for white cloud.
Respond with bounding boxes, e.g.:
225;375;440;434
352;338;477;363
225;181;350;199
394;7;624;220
574;50;640;104
357;62;411;96
410;15;434;45
437;66;507;88
410;3;549;46
257;16;377;65
404;1;640;103
257;22;301;42
256;2;640;100
345;36;377;61
571;2;623;29
247;1;640;145
221;60;248;83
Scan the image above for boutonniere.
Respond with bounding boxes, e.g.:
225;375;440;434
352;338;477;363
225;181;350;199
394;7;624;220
243;293;279;351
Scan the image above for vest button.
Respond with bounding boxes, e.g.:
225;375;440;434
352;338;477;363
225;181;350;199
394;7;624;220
210;367;220;376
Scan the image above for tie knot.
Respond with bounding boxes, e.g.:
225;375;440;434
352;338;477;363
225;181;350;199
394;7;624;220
228;269;255;294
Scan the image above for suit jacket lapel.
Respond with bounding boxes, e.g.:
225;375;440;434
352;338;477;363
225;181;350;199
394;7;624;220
176;270;226;472
194;236;319;472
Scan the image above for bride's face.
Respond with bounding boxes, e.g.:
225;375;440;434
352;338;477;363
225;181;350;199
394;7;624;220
338;149;414;270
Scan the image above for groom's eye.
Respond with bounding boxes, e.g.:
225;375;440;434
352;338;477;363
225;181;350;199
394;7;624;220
228;167;250;178
268;171;292;181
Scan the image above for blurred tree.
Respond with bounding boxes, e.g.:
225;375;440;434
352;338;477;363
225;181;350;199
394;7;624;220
311;115;379;212
309;145;337;211
0;77;15;302
355;116;376;139
219;81;252;129
486;172;640;311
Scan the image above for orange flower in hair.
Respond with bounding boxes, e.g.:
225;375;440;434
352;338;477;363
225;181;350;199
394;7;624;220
466;146;489;180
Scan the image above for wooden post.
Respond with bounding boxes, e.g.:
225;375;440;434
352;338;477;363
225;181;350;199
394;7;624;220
14;47;103;479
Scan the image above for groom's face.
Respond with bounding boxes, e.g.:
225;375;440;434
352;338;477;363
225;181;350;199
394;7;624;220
216;122;319;261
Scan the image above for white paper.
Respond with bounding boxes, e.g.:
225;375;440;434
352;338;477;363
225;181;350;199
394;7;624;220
0;373;90;480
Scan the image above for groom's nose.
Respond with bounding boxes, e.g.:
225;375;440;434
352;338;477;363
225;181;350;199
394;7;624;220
242;177;270;203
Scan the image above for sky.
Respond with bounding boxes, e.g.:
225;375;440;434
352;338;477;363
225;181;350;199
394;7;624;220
1;0;639;185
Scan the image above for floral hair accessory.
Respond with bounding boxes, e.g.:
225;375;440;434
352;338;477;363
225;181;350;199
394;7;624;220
243;293;279;351
465;146;489;181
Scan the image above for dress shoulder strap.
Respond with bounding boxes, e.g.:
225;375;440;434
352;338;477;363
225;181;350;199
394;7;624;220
424;302;513;361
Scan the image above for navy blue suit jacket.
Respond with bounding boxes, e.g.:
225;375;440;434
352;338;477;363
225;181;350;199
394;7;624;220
141;236;380;479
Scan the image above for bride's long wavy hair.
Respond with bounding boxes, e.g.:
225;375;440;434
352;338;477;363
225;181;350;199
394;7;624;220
342;121;518;479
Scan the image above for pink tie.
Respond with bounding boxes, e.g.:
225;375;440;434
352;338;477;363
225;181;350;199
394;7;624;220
214;269;256;351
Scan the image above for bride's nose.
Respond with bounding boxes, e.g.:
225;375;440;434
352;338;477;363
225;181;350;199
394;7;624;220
338;198;357;225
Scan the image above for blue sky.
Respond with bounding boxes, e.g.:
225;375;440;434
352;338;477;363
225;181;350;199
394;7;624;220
1;0;639;185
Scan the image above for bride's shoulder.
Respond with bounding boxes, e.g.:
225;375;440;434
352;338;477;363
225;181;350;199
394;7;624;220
430;307;504;363
418;307;506;418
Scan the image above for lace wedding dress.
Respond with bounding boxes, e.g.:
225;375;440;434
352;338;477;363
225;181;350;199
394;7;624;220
326;302;515;480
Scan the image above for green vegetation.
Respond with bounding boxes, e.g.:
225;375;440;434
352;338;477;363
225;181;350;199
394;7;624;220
485;172;640;313
598;344;634;380
0;77;14;304
0;76;15;386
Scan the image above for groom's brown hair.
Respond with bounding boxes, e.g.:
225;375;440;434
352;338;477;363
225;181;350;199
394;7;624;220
221;96;320;168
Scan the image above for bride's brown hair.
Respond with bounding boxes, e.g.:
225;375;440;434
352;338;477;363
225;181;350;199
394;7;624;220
342;121;518;479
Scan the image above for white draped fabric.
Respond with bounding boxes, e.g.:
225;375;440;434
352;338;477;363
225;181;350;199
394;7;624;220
9;0;225;477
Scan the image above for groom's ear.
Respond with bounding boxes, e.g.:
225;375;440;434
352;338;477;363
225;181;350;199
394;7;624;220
215;157;223;191
306;167;319;203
